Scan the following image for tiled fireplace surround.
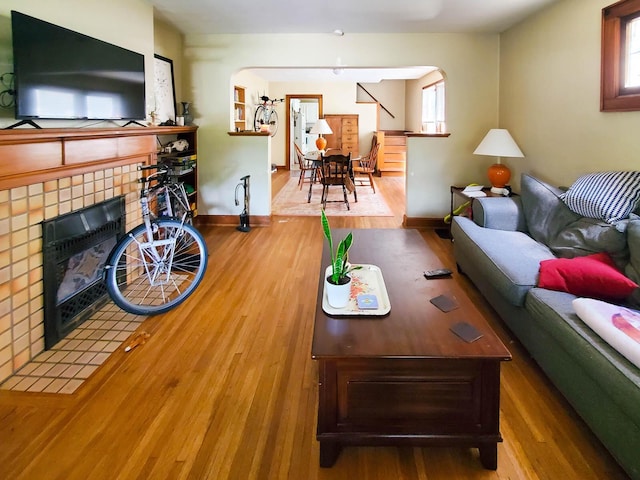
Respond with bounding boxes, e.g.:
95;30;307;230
0;164;143;384
0;126;190;386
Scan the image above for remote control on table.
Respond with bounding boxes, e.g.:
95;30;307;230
424;268;453;279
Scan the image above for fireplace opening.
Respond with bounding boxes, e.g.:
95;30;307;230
42;196;126;349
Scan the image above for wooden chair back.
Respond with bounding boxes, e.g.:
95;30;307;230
321;153;352;186
360;142;380;171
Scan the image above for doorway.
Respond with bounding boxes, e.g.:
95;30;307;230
285;95;323;170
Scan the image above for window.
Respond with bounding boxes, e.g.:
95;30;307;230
627;16;640;88
601;0;640;111
421;80;445;133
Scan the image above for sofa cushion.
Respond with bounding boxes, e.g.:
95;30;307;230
520;173;579;246
560;171;640;224
452;215;555;306
626;216;640;285
525;287;640;419
550;216;629;269
573;297;640;370
538;252;638;301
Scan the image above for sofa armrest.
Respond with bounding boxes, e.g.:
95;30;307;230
472;196;527;232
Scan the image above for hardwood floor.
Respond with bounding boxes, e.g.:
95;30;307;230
0;171;629;479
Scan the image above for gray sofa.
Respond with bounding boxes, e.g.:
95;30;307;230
451;173;640;479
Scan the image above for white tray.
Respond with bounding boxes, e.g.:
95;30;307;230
322;264;391;316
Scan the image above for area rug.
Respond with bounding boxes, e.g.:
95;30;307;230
272;174;394;216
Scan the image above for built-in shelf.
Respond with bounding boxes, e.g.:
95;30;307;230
234;85;247;132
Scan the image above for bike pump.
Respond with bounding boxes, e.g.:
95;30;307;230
234;175;251;232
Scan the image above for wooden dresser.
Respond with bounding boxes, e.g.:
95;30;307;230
376;130;409;175
324;114;359;157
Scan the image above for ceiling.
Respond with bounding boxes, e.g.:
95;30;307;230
149;0;559;35
148;0;559;83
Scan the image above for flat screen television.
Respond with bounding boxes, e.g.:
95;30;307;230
11;11;146;121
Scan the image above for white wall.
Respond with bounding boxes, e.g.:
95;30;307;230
184;32;500;218
0;0;155;127
500;0;640;189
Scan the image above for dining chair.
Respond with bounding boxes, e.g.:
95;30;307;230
352;139;379;193
295;143;320;190
320;152;354;210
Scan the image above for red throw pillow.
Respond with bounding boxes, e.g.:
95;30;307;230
538;252;638;301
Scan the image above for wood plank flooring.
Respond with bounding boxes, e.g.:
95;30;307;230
0;171;630;479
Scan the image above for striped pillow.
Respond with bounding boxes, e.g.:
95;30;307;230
560;171;640;224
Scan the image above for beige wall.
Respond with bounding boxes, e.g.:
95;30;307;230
500;0;640;190
185;32;500;217
154;17;185;107
358;80;407;131
0;0;155;128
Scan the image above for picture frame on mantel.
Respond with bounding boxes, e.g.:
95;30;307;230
153;54;176;124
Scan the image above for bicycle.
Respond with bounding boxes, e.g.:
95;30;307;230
103;165;208;315
254;95;283;136
154;162;195;225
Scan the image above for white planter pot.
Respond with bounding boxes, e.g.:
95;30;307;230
325;274;352;309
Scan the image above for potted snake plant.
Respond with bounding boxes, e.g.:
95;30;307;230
321;210;360;308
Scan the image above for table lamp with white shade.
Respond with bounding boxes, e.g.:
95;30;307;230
310;118;333;151
473;128;524;194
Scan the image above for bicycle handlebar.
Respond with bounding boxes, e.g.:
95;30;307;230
138;164;163;171
138;167;169;185
259;96;284;104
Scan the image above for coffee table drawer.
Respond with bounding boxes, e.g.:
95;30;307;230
334;359;483;432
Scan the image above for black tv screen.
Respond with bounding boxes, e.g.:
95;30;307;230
11;11;146;121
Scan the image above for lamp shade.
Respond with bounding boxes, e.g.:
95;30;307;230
310;118;333;150
473;129;524;158
310;119;333;135
473;129;524;192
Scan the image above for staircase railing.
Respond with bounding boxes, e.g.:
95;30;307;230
356;83;395;119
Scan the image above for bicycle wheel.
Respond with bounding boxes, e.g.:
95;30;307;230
254;105;267;132
253;105;278;136
105;218;208;315
267;109;278;136
167;183;194;225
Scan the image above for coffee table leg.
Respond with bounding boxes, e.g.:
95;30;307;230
479;444;497;470
319;441;342;468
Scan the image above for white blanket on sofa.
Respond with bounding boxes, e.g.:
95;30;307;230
573;297;640;369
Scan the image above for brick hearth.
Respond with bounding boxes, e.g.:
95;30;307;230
0;165;143;383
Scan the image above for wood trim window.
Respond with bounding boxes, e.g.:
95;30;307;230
601;0;640;111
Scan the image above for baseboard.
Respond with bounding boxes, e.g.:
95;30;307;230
195;214;443;229
403;216;447;229
195;215;271;227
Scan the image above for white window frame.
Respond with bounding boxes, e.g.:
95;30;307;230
421;80;445;133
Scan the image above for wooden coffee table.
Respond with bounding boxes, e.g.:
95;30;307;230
311;229;511;469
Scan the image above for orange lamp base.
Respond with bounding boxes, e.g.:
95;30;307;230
316;136;327;151
487;163;511;189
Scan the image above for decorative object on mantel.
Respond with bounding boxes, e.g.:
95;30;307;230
181;101;193;125
311;118;333;151
473;128;524;194
321;210;361;308
153;54;177;124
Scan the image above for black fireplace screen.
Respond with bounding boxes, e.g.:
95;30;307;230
42;196;125;349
